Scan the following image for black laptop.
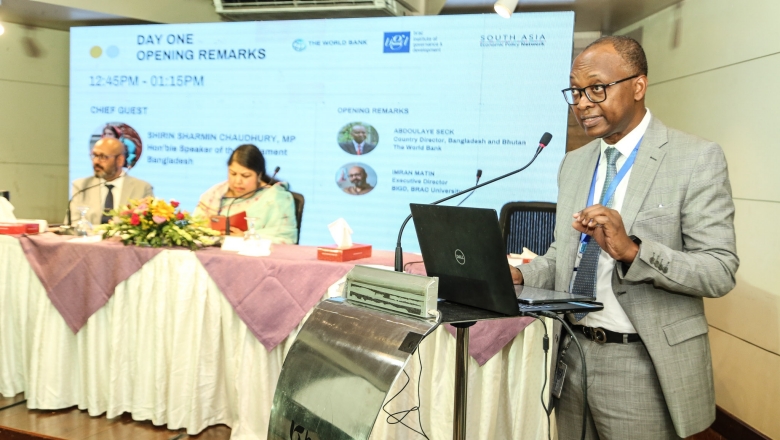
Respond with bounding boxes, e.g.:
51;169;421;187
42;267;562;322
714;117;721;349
410;204;603;317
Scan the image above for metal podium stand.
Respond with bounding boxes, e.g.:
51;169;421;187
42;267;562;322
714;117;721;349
266;297;440;440
267;292;516;440
436;299;518;440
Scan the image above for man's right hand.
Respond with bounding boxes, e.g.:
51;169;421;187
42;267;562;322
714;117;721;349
509;265;524;285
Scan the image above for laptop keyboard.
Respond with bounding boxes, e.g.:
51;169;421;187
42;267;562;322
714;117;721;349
518;303;561;310
518;301;603;314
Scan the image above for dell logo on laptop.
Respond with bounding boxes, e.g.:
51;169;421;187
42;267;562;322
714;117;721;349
455;249;466;265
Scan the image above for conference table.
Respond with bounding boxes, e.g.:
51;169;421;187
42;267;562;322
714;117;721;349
0;233;551;439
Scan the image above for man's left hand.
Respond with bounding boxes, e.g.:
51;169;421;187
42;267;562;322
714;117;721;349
573;204;638;263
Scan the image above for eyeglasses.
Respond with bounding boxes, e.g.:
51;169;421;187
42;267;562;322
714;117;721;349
561;74;639;105
90;152;120;161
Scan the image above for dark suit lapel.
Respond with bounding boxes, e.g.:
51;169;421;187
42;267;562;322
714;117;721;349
621;118;668;234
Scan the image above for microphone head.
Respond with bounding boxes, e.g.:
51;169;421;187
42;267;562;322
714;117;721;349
274;166;281;174
539;132;553;148
476;169;482;178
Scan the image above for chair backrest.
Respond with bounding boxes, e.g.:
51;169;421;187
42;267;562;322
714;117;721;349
498;201;556;256
290;191;305;243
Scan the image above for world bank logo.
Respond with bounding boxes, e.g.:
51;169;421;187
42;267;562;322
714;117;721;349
292;39;307;52
383;32;410;53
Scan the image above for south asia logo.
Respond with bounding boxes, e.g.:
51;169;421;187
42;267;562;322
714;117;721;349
479;34;545;47
521;34;546;46
292;39;307;51
383;32;411;53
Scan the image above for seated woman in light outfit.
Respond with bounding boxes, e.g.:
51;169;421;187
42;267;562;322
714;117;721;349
194;144;298;244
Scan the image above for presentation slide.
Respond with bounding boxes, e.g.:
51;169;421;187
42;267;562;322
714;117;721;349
69;13;574;252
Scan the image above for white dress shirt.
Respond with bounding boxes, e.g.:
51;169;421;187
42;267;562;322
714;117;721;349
575;109;652;333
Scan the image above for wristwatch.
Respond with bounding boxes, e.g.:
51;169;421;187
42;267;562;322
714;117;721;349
622;235;642;272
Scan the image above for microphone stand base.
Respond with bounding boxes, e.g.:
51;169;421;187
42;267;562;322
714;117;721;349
55;225;76;236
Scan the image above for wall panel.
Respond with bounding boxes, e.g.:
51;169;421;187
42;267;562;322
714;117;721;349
0;81;69;166
0;22;69;223
619;0;780;85
705;199;780;356
0;23;68;86
710;327;780;439
646;55;780;203
617;0;780;436
0;163;68;221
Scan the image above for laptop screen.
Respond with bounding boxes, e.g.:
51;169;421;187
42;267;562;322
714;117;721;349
410;204;520;316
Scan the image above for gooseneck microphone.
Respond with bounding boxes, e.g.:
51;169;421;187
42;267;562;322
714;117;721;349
65;168;129;227
223;186;266;234
66;180;104;226
456;169;482;207
225;168;277;233
270;166;281;183
394;132;552;272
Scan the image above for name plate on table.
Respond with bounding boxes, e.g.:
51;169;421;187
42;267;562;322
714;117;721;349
344;265;438;319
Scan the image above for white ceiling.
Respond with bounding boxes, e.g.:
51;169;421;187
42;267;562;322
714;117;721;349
440;0;681;32
0;0;679;33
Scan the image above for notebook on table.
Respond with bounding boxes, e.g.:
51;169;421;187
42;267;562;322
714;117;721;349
209;212;248;233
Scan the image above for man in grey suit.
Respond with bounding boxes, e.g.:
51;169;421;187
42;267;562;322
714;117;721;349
68;137;153;226
510;36;738;439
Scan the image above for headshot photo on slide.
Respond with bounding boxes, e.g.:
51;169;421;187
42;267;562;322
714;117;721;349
90;122;143;169
336;163;377;196
337;122;379;155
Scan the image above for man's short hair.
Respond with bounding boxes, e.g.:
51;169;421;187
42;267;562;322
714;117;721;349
585;35;648;77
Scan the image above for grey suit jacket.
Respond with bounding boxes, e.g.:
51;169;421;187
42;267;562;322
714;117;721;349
519;117;739;437
68;175;154;225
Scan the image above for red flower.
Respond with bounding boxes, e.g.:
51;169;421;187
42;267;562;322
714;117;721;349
130;213;141;226
171;200;180;208
176;212;185;220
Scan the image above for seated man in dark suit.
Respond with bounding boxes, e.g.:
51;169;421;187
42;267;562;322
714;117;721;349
68;138;153;225
339;125;376;155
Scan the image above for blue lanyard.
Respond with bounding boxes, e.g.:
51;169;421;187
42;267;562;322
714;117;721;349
580;137;643;243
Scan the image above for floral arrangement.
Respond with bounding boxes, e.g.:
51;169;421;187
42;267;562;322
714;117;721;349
97;197;220;250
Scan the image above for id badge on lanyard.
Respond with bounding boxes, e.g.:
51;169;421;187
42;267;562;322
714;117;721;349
569;138;642;292
569;240;589;292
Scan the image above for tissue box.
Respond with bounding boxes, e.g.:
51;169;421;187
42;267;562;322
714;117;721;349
0;223;27;235
16;219;47;234
317;243;372;262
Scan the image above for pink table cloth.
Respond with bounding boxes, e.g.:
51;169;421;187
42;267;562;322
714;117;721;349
445;318;535;366
18;233;162;333
16;234;532;364
193;245;419;351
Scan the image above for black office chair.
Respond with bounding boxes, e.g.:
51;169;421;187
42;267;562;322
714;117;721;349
290;191;305;244
498;201;556;256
